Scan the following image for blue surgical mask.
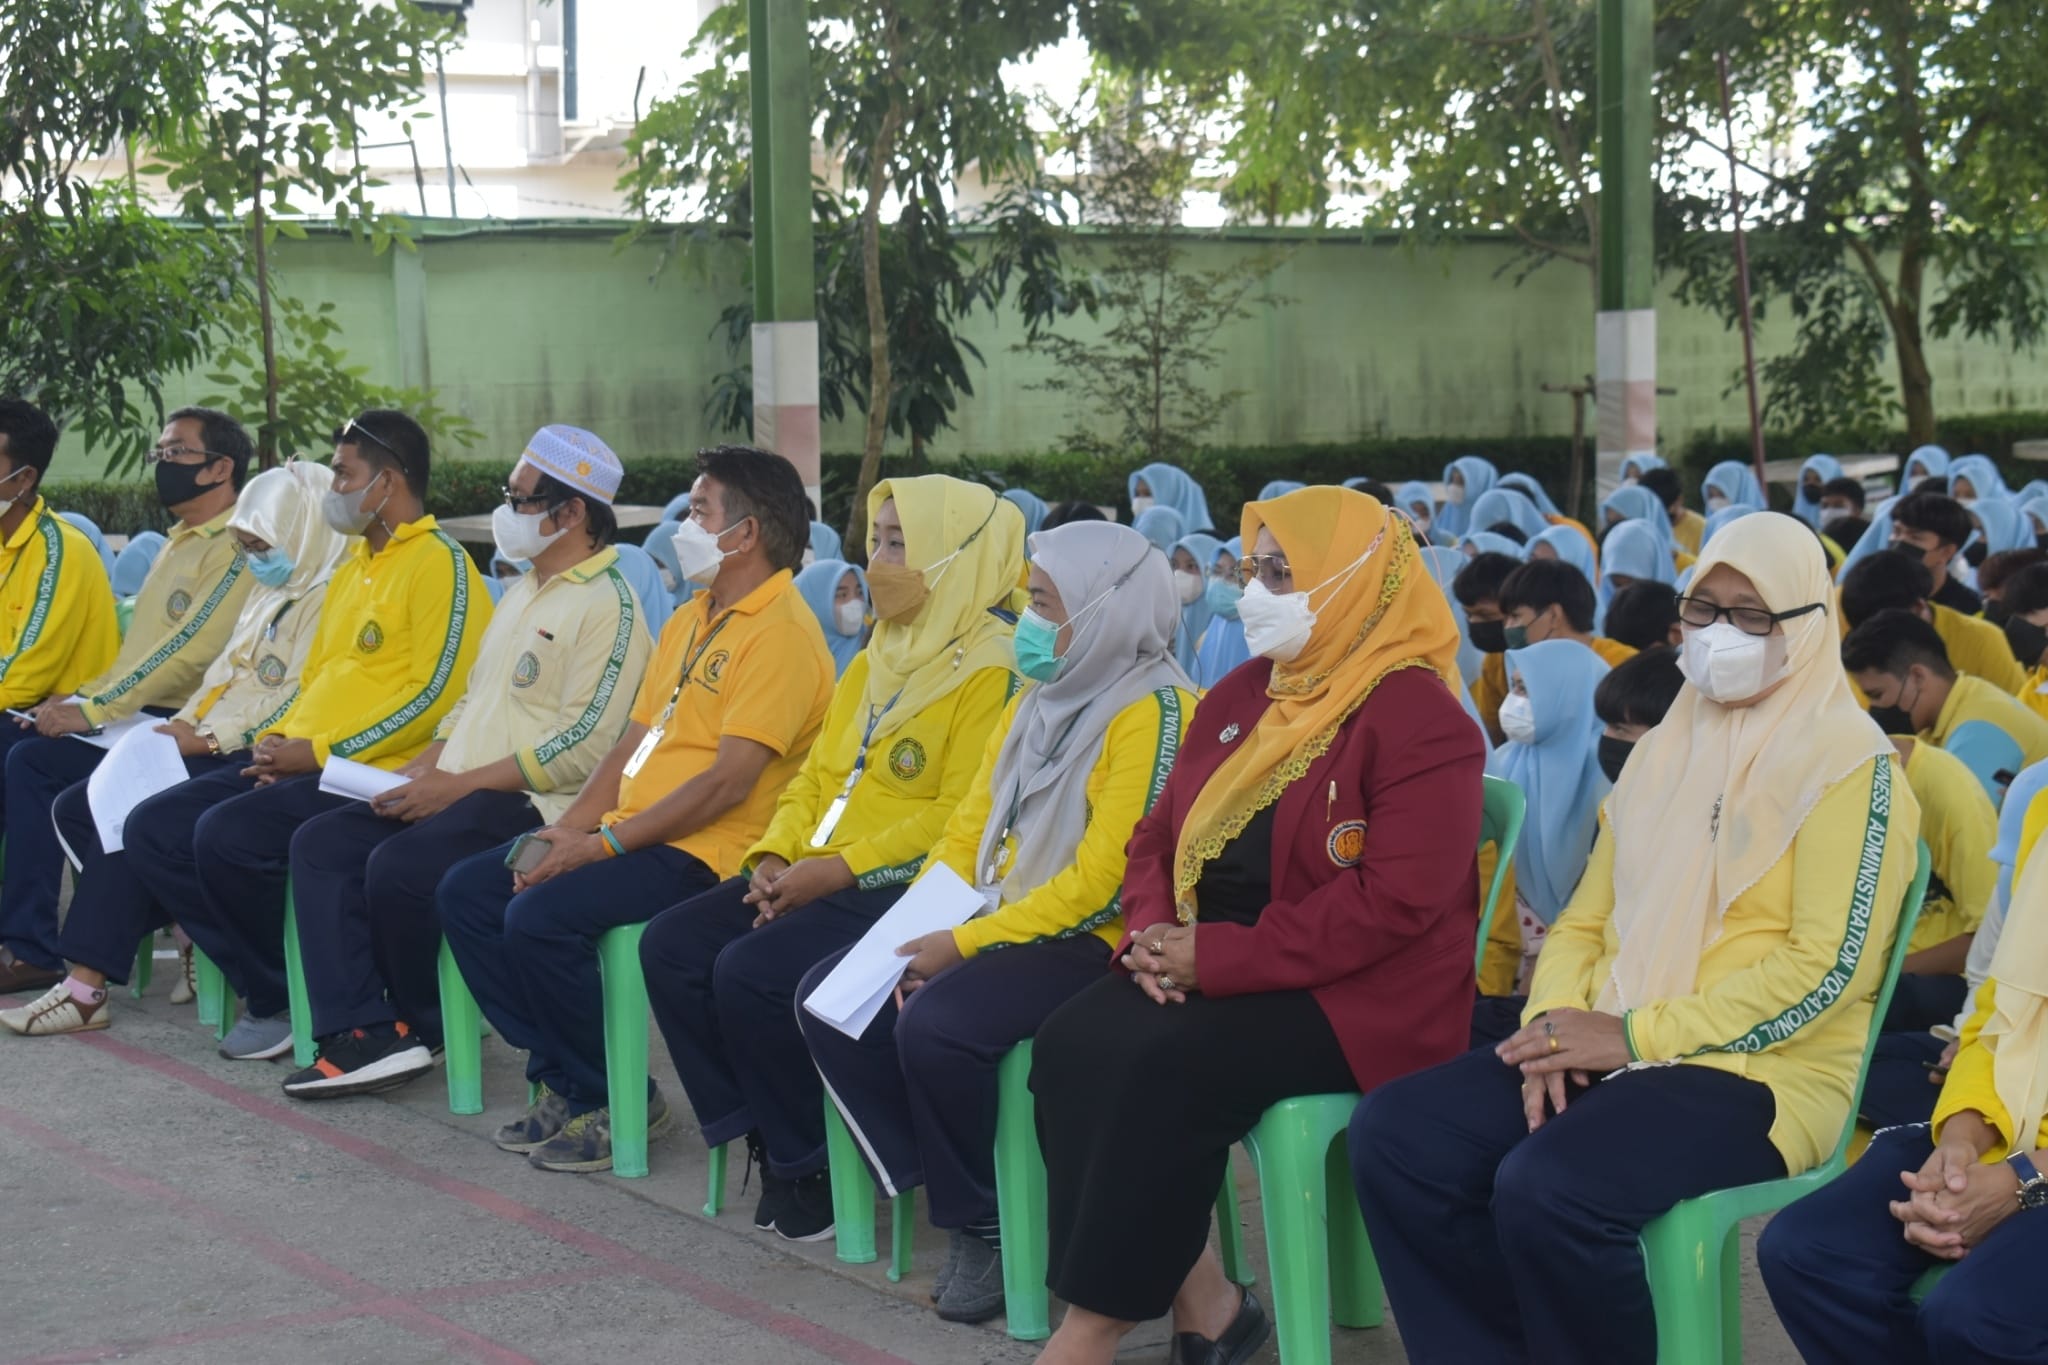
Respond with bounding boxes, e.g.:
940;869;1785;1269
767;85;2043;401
245;548;294;588
1205;577;1243;619
1012;607;1063;683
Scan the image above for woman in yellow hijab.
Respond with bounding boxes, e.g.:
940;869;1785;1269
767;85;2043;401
1351;512;1922;1365
642;474;1024;1242
1028;487;1487;1363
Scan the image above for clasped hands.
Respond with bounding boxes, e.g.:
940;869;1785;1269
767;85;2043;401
1890;1118;2020;1260
1496;1008;1632;1132
1122;925;1198;1004
743;853;854;927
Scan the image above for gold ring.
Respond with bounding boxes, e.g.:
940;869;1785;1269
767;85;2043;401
1159;974;1176;991
1548;1035;1560;1054
1150;939;1166;953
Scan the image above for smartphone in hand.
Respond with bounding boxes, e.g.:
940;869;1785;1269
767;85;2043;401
504;832;553;875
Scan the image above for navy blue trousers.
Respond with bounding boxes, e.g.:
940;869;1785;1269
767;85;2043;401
640;878;899;1177
1859;1030;1950;1130
126;768;349;1018
291;791;539;1046
0;715;46;837
1885;972;1968;1034
2;733;110;968
51;755;243;980
438;841;715;1114
1761;1124;2048;1364
1349;1045;1783;1365
798;933;1109;1226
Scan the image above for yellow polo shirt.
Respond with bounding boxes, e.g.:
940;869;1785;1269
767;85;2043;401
77;504;251;727
2020;663;2048;724
437;548;652;823
1898;739;1997;952
271;517;490;769
174;583;328;753
608;570;834;879
1931;603;2026;696
0;499;118;709
1672;507;1706;558
748;652;1016;890
1923;673;2048;769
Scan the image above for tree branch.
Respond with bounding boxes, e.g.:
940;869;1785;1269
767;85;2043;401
1509;219;1594;267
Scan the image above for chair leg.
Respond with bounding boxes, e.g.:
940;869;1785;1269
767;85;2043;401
194;947;229;1036
1215;1155;1254;1287
438;942;483;1116
131;933;154;998
1325;1139;1382;1329
1718;1225;1745;1365
1247;1114;1337;1365
823;1099;879;1264
282;888;314;1066
1640;1206;1728;1365
704;1141;728;1217
888;1191;916;1282
598;925;650;1178
993;1045;1051;1341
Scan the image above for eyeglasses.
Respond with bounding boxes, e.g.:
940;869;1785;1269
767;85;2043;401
1677;595;1825;637
333;418;407;473
502;487;558;512
145;444;229;466
1237;554;1293;590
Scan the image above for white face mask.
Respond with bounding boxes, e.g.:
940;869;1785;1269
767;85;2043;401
1445;485;1466;505
1410;511;1431;536
1237;549;1372;663
1498;693;1537;745
491;503;569;565
1174;569;1203;606
802;547;817;567
1705;494;1731;515
832;597;865;637
1131;495;1156;518
0;465;31;513
672;517;743;586
1959;497;1980;513
1680;621;1789;704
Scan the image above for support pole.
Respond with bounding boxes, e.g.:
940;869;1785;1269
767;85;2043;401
1595;0;1655;498
435;52;458;218
749;0;821;506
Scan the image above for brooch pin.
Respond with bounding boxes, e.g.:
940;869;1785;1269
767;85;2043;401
1219;723;1240;743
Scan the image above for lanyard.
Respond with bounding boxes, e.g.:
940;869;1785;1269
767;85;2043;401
982;709;1088;883
808;685;907;847
264;598;296;642
654;612;736;728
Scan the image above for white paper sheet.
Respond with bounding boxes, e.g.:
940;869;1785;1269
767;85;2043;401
318;757;407;802
70;713;156;750
801;863;987;1039
84;725;189;854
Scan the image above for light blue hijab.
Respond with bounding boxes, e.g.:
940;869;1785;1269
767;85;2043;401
613;543;674;629
1973;499;2033;555
1259;480;1306;499
1462;530;1525;561
796;558;868;677
112;531;166;597
1793;454;1843;527
1002;488;1049;535
1597;519;1676;631
1436;455;1499;538
1703;460;1767;512
1527;524;1596;589
1599;484;1678;568
1468;487;1549;542
1422;545;1486;689
1171;532;1223;675
2016;481;2048;507
1703;503;1759;549
809;520;843;563
644;519;684;587
1619;453;1666;481
1991;757;2048;910
1902;445;1950;487
1133;504;1187;555
1194;536;1250;688
1949;455;2011;503
1499;473;1561;518
662;491;693;521
57;513;116;579
2021;496;2048;540
1485;640;1612;924
1392;480;1439;536
1129;463;1214;534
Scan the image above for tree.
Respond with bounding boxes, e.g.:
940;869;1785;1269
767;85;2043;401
1025;88;1283;462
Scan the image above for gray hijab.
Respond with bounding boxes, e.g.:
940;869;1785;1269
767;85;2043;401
974;521;1193;900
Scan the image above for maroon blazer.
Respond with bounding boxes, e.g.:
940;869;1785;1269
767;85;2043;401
1118;663;1486;1093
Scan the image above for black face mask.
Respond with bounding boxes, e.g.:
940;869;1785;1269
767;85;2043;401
155;457;223;510
1964;540;1989;569
2005;616;2048;670
1468;618;1508;654
1869;704;1916;736
1985;599;2013;628
1597;734;1635;785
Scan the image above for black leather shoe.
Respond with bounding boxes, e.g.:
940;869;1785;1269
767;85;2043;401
1171;1287;1271;1365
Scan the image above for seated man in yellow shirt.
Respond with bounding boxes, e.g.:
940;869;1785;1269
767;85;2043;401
1452;550;1520;744
440;445;835;1176
1638;466;1705;558
1999;562;2048;722
1845;608;2048;769
1840;546;2027;695
123;411;491;1062
1497;558;1637;668
279;428;654;1100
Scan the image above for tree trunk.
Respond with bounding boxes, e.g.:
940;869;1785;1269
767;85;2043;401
1895;305;1936;446
252;0;280;468
844;93;904;558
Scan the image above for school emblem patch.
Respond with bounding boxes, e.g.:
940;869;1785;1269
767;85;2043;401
512;650;542;689
1327;820;1367;868
256;653;288;687
888;737;927;781
356;620;385;654
166;589;192;621
704;649;729;684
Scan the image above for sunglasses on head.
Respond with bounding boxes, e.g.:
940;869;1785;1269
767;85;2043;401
334;418;407;473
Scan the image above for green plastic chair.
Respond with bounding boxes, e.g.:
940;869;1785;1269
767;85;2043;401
439;940;486;1114
114;595;135;639
1476;774;1525;972
196;948;231;1035
283;884;314;1065
1637;839;1931;1365
131;932;155;996
822;1098;916;1280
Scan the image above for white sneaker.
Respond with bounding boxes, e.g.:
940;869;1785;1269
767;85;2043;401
169;944;196;1005
0;982;109;1036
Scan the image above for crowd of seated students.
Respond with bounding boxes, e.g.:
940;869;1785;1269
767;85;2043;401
5;403;2047;1364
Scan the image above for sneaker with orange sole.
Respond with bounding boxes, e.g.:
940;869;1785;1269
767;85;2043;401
281;1022;432;1099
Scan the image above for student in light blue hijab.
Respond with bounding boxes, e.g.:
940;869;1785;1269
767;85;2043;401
644;518;684;587
1596;519;1676;631
1702;503;1758;549
1527;524;1596;589
1002;488;1049;535
1193;536;1250;688
1132;504;1186;556
2017;480;2048;507
1462;530;1525;561
1168;532;1222;676
1435;455;1499;538
1792;454;1843;527
613;542;674;628
809;520;843;564
1393;480;1440;541
1467;487;1549;543
1598;483;1679;568
1618;452;1665;482
1128;462;1213;534
1498;473;1561;519
1485;640;1611;961
1422;545;1486;691
662;490;693;521
1971;499;2033;555
2022;495;2048;545
796;558;869;677
57;512;115;580
111;530;166;597
1259;480;1306;500
1902;444;1950;486
1948;454;2011;504
1702;460;1767;513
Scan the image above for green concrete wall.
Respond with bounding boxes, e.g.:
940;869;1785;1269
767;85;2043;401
48;223;2048;482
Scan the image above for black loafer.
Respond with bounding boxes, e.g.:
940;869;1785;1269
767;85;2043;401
1171;1287;1271;1365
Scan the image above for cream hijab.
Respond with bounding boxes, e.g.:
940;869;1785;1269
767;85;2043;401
1980;790;2048;1150
1598;513;1894;1012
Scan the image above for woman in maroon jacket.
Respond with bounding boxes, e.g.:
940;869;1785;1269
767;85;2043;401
1028;486;1486;1365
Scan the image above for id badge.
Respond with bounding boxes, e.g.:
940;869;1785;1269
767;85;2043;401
623;726;662;779
809;794;850;848
982;834;1012;887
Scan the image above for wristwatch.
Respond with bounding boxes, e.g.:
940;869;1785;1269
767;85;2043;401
2006;1151;2048;1211
200;729;223;757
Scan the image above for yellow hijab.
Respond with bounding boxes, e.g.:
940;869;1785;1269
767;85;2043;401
1980;786;2048;1151
862;475;1023;742
1598;513;1901;1012
1173;488;1462;918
